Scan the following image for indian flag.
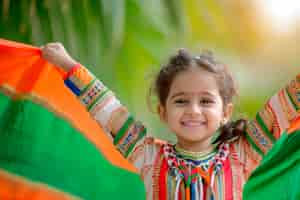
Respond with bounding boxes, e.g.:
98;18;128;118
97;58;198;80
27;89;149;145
0;39;145;199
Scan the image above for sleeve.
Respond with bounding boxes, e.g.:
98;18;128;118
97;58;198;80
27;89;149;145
63;64;154;169
244;74;300;156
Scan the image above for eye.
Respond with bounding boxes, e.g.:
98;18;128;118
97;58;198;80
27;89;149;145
174;99;188;105
200;98;215;105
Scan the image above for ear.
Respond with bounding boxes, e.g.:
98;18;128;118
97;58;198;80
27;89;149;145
157;104;167;123
223;103;234;123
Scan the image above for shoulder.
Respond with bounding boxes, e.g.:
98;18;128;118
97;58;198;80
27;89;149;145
142;137;169;155
128;136;168;163
144;137;168;147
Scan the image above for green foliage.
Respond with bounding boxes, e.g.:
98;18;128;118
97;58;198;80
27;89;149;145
0;0;267;139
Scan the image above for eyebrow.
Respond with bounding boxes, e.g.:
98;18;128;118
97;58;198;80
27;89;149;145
170;92;185;100
170;91;216;99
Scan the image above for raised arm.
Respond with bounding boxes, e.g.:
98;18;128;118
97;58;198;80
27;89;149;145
41;43;148;160
245;74;300;156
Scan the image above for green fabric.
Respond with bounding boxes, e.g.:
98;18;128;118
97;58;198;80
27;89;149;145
0;92;145;199
256;113;276;143
243;130;300;200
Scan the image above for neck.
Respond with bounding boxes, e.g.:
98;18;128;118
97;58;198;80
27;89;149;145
176;138;215;153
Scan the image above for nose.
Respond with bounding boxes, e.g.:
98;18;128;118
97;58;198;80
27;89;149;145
186;102;202;116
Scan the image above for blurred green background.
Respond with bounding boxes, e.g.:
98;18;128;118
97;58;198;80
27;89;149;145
1;0;299;141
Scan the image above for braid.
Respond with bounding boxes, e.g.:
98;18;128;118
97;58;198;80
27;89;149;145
212;119;247;145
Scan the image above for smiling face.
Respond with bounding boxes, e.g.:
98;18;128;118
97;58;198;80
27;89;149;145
159;67;232;151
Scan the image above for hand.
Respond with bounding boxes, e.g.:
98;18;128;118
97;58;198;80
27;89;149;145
41;42;77;71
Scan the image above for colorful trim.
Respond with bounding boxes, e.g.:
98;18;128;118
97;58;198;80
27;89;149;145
152;148;165;200
63;63;81;80
87;89;110;111
159;158;168;200
114;115;134;145
79;79;105;107
256;113;276;143
279;89;298;122
223;156;233;200
245;120;274;155
174;145;216;160
244;131;264;157
162;143;230;199
125;127;147;157
64;79;81;96
64;65;95;96
286;77;300;111
89;91;113;115
114;117;146;157
228;144;243;200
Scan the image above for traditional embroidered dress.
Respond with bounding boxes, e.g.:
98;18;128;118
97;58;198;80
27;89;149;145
64;64;300;200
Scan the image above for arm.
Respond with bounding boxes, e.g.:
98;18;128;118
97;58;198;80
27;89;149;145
245;74;300;156
41;43;147;159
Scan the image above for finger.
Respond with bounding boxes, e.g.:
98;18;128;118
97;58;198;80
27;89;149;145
44;42;57;48
48;42;62;47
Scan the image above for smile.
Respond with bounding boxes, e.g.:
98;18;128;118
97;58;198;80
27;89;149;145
181;120;206;127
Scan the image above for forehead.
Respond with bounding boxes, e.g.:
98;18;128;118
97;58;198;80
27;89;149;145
169;67;219;96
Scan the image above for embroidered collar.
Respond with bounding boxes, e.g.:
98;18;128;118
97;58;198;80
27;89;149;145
174;145;217;161
163;143;229;186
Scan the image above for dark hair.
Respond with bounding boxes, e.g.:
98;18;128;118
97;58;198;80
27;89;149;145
151;48;246;144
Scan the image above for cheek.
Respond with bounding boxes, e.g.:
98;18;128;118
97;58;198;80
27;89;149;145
205;107;224;123
165;106;182;122
167;107;180;119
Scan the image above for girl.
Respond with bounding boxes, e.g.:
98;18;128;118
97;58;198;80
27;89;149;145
42;43;299;200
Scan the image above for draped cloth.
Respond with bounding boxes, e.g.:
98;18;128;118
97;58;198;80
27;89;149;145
243;117;300;199
0;39;145;199
1;38;299;200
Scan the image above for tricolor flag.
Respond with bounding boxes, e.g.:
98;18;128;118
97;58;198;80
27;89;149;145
0;39;145;199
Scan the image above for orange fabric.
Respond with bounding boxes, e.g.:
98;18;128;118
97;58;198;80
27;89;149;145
0;38;136;173
185;187;190;200
0;169;79;200
288;116;300;134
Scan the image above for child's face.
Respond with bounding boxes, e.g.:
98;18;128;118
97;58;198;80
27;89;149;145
159;67;232;149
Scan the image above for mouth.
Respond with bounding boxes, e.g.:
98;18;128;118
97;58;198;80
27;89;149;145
180;120;206;127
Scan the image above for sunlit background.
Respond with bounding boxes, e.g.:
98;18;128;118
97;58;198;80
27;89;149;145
259;0;300;31
1;0;299;141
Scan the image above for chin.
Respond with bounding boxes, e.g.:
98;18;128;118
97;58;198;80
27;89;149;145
179;135;207;143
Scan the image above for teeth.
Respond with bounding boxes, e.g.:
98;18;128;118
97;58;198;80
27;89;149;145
182;121;204;127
